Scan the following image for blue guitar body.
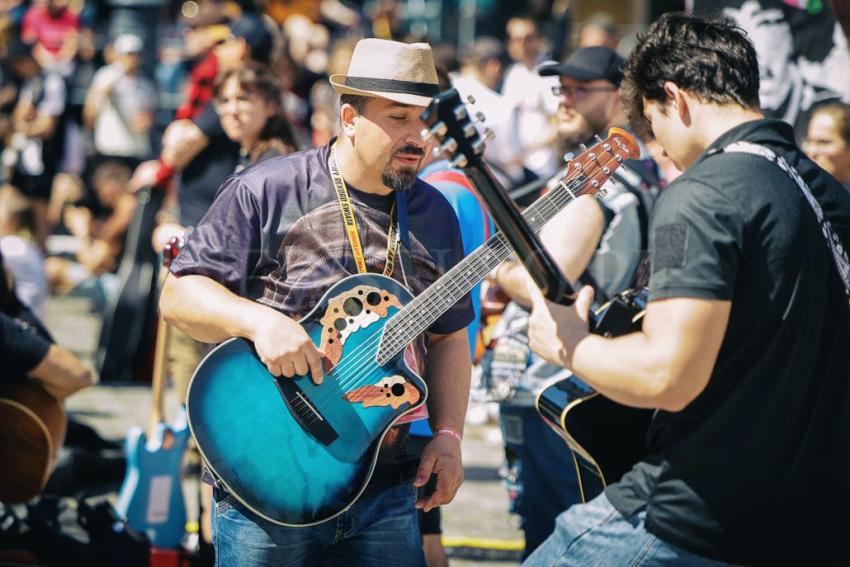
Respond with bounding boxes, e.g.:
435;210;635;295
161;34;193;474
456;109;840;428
187;274;427;526
116;414;190;547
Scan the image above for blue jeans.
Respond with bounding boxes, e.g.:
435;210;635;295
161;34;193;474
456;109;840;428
499;404;582;558
213;482;426;567
523;493;738;566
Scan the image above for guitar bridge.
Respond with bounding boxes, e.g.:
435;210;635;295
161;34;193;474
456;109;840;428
275;378;339;446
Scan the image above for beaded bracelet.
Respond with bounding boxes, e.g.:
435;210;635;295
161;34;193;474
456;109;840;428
435;427;462;445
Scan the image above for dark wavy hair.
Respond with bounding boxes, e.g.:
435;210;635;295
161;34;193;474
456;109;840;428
622;13;760;136
214;63;298;162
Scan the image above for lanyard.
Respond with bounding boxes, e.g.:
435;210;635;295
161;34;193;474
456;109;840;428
329;144;400;276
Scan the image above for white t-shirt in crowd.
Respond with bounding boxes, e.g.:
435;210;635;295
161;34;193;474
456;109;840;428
501;61;560;179
90;63;156;159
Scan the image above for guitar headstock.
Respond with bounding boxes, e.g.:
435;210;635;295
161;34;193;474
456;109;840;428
561;127;641;198
420;88;490;169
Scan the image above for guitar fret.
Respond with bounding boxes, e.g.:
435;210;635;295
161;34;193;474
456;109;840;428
377;174;588;363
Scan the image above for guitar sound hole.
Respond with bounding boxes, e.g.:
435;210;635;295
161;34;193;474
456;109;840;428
391;383;405;396
334;318;347;331
343;298;363;316
366;292;381;306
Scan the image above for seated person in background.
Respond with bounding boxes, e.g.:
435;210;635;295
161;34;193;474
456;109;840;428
0;184;47;317
802;102;850;190
44;161;135;303
1;249;94;400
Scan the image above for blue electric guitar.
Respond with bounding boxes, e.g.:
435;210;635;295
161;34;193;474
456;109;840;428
116;240;190;548
186;91;637;526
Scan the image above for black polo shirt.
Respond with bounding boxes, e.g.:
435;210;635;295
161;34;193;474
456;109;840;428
178;104;240;228
605;119;850;564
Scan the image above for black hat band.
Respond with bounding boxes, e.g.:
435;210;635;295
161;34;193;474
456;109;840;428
344;76;439;97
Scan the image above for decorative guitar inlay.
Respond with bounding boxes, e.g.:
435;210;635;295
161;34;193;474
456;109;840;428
343;375;421;409
318;285;402;367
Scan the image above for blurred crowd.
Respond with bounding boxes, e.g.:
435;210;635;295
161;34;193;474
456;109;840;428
1;0;849;561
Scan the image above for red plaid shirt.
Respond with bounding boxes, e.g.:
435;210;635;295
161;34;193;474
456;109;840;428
154;51;220;188
174;51;218;120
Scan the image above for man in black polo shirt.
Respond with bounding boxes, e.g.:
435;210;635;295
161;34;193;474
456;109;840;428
523;13;850;565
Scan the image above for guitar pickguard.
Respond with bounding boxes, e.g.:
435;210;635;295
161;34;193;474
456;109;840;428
343;375;421;409
318;285;402;368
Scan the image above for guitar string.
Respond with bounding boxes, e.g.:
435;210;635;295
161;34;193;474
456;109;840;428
305;168;594;406
307;150;623;406
316;152;618;405
308;151;620;408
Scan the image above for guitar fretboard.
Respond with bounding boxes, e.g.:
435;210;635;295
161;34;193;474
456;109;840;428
375;172;593;365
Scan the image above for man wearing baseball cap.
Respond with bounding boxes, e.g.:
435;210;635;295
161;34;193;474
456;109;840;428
83;34;156;167
161;38;473;565
487;45;661;557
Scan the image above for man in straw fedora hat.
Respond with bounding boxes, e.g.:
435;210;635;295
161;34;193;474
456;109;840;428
160;38;474;565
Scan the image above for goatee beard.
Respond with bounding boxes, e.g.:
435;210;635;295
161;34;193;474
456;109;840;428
382;167;417;193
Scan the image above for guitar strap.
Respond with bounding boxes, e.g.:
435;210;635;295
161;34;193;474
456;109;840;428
394;188;414;288
718;141;850;307
329;144;400;277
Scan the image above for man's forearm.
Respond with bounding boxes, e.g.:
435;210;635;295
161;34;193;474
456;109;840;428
160;273;278;344
424;329;471;433
569;331;683;409
26;115;59;139
528;294;728;412
29;344;95;400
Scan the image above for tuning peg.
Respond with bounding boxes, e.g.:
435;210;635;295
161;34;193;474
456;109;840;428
594;134;603;143
579;143;588;152
563;151;575;163
453;105;469;121
475;111;486;123
483;128;495;141
463;123;477;139
433;137;458;156
471;129;493;155
466;95;476;105
450;154;469;168
420;121;448;143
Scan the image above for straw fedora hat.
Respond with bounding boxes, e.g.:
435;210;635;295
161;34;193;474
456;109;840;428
329;38;439;107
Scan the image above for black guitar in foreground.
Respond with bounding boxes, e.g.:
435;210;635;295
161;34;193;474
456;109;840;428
421;90;652;502
535;289;653;501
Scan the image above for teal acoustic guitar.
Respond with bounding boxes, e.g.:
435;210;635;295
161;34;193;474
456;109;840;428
186;94;633;526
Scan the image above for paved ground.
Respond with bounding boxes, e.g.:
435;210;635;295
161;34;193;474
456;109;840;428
44;294;524;565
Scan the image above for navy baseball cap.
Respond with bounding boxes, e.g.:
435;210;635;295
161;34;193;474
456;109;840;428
230;14;273;64
539;46;624;86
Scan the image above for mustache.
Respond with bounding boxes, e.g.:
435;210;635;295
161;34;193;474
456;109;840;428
394;145;425;157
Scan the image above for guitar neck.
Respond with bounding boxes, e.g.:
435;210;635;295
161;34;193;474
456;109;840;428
376;170;590;364
148;315;171;438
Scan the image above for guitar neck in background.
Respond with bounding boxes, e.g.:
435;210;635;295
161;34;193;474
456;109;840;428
148;314;171;439
376;168;592;365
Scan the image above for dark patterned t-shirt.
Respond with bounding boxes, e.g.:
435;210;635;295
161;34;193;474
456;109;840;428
171;142;473;335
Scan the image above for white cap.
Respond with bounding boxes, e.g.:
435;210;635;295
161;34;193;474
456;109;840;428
113;34;143;55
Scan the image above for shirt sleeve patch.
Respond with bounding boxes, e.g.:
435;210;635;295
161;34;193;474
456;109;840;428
653;222;689;271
